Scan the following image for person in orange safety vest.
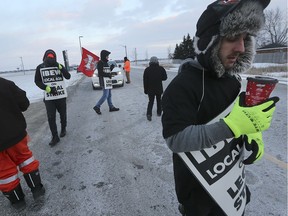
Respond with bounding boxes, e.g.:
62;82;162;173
123;56;131;84
0;77;45;210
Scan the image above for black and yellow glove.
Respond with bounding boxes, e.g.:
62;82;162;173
243;132;264;165
45;85;57;95
223;92;279;138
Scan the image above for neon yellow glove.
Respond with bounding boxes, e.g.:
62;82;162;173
45;85;51;93
223;92;279;138
243;132;264;164
58;63;62;70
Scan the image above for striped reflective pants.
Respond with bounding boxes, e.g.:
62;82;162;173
0;135;39;192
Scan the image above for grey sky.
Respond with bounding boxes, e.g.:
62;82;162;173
0;0;286;71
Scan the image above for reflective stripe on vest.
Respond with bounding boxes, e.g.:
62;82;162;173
19;156;35;169
0;174;19;185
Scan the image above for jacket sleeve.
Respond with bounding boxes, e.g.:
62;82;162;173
59;63;71;79
34;65;47;90
165;120;233;152
161;67;167;81
143;68;148;94
9;80;30;112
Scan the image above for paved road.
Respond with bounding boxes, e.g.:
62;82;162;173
0;68;287;216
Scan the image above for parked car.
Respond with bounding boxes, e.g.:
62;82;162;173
91;61;124;90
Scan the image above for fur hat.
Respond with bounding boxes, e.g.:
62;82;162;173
194;0;270;77
149;56;159;64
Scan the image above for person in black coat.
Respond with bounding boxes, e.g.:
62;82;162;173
0;78;45;209
162;0;279;215
34;49;71;146
143;56;167;121
93;50;120;115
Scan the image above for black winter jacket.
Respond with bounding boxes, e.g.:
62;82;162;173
143;64;167;95
161;61;241;204
97;50;112;87
34;63;70;92
0;78;29;151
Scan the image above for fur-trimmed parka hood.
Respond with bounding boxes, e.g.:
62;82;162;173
194;0;270;78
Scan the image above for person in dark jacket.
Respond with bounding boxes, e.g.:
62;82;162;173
161;0;279;215
0;78;45;210
143;56;167;121
34;49;71;146
93;50;119;115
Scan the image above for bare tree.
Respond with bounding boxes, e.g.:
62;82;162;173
167;46;173;59
257;8;288;47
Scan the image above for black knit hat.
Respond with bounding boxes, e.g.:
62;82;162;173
194;0;270;54
43;49;57;61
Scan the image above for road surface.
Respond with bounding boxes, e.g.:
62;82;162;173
0;68;287;216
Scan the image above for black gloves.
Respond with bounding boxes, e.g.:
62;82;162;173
50;86;58;95
243;132;264;165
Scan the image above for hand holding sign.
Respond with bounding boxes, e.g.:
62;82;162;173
243;132;264;165
50;87;57;96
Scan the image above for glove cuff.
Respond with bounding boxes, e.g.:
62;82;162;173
223;118;241;138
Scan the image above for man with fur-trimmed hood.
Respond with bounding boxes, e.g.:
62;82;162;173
161;0;279;215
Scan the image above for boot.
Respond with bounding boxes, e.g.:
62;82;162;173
147;115;152;121
109;107;120;112
24;169;45;200
93;106;101;115
60;127;66;137
2;184;26;210
49;135;60;146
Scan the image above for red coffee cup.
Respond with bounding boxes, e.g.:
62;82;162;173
245;76;278;106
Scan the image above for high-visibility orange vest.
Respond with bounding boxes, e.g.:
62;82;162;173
124;60;130;72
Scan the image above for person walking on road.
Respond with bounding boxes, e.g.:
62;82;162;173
93;50;120;115
161;0;279;215
123;56;131;83
0;77;45;210
143;56;167;121
34;49;71;146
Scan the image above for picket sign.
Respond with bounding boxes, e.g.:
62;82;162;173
103;67;112;89
178;103;248;216
40;67;67;100
103;77;112;89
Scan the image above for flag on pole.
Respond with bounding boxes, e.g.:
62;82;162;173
78;48;99;77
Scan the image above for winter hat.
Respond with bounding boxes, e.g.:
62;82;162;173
194;0;270;77
43;49;57;61
100;50;111;62
194;0;269;54
149;56;159;64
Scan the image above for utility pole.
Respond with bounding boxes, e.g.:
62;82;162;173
20;57;25;75
120;44;127;57
79;36;83;56
134;48;137;65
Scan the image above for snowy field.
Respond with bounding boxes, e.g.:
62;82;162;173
0;62;287;103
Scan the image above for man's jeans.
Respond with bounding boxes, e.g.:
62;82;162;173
96;89;113;108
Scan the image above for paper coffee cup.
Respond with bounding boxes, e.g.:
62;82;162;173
245;76;278;106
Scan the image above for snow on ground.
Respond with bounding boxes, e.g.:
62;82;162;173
0;70;83;103
0;62;287;103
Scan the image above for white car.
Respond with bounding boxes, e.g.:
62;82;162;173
91;60;124;90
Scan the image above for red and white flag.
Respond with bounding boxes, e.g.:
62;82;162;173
78;48;99;77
